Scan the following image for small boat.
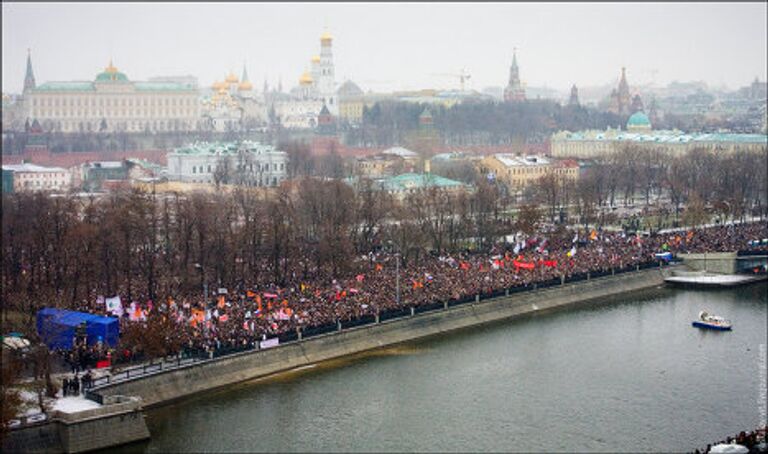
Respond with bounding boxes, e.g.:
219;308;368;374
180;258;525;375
692;310;732;331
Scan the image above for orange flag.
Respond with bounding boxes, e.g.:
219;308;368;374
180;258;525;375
217;295;226;309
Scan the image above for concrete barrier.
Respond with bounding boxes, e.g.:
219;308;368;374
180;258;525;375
680;252;738;274
92;267;666;408
2;396;149;454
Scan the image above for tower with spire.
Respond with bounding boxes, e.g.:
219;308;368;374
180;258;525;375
237;63;253;94
607;67;633;116
24;49;36;92
568;84;580;107
503;48;525;102
318;28;337;115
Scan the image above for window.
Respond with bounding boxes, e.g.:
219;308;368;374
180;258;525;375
192;166;196;174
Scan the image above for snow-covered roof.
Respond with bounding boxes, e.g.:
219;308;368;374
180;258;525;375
382;146;419;158
492;154;550;167
2;163;67;173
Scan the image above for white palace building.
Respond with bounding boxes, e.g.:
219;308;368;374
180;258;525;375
166;140;288;187
19;51;200;134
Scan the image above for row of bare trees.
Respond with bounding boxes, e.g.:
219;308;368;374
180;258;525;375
1;179;510;316
528;146;768;228
3;146;765;321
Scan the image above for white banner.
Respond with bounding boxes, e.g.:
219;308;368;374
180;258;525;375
259;338;280;349
105;296;123;316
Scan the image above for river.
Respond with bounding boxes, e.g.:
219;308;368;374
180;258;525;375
119;283;767;452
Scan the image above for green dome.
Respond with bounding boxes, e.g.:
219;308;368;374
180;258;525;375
627;111;651;127
95;71;128;82
95;61;128;82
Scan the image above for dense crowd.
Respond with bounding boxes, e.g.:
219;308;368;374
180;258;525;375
53;221;768;365
694;425;768;453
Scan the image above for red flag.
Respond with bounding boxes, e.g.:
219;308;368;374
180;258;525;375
356;274;365;282
513;260;535;270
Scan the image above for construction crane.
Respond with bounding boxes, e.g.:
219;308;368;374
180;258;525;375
430;68;472;91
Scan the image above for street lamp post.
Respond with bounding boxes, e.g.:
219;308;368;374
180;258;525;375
194;263;208;303
387;240;402;305
396;252;400;306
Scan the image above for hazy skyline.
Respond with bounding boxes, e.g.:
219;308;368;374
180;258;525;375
3;2;767;95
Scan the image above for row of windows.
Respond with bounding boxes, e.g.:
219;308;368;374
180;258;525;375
21;180;68;188
36;120;195;133
30;108;197;119
31;96;196;108
16;172;67;180
189;177;282;187
190;162;285;174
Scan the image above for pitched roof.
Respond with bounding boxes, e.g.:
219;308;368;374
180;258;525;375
382;146;419;158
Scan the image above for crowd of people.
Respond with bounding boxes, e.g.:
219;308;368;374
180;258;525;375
694;425;768;453
61;370;94;397
51;221;768;365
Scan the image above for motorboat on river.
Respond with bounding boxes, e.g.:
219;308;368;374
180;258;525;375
692;310;732;331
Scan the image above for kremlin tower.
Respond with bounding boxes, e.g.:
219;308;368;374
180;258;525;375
503;49;526;102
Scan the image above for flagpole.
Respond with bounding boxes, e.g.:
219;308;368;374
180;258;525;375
396;252;401;305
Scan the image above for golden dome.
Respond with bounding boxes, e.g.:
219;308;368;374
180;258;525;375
212;81;226;90
238;80;253;91
225;72;238;83
105;59;118;74
311;55;321;63
320;31;333;42
299;71;314;85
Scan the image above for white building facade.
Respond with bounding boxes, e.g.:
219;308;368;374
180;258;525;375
2;163;71;192
21;55;200;133
166;140;288;187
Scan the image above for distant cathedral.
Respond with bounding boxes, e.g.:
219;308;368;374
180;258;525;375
503;49;526;102
607;67;636;116
568;84;580;107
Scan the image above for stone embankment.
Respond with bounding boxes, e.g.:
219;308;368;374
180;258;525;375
93;266;668;408
2;396;149;454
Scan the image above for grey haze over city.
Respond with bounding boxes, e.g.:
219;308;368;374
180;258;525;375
2;2;767;95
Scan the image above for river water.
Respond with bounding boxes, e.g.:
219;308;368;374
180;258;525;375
123;283;767;453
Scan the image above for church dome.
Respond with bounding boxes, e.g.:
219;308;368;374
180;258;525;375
238;80;253;91
627;111;651;127
212;80;227;91
299;71;314;85
320;31;333;43
225;72;239;84
95;60;128;82
311;55;321;64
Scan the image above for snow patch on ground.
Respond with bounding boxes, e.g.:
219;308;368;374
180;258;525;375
15;388;101;417
52;396;101;413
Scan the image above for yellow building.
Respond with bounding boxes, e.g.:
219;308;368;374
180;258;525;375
551;112;768;158
336;80;385;124
22;55;199;133
478;154;579;190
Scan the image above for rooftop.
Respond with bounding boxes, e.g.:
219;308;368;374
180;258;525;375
493;154;551;167
380;173;468;192
381;146;419;158
555;129;768;144
169;140;284;156
2;163;67;173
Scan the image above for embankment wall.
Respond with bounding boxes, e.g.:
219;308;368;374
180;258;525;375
2;396;149;454
94;267;667;408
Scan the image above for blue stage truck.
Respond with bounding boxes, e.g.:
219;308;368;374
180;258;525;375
36;308;119;350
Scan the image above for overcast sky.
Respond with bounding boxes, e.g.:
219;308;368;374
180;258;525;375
3;2;766;95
